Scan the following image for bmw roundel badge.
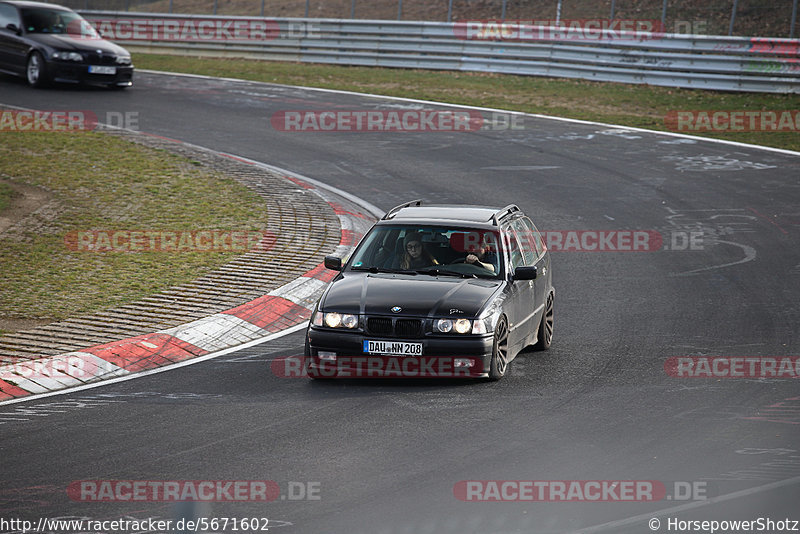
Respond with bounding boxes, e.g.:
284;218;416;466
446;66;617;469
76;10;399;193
391;306;402;313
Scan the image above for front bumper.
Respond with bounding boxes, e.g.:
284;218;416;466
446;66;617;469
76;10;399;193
48;62;134;87
306;327;494;378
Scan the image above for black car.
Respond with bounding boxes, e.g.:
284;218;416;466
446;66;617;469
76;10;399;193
0;0;132;88
305;200;555;380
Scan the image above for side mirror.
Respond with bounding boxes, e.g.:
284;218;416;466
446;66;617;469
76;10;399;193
6;23;21;35
513;265;537;281
324;255;342;271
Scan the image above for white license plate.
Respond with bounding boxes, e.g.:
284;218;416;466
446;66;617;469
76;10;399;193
363;340;422;356
89;65;116;75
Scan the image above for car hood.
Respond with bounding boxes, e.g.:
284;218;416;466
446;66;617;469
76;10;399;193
321;273;502;317
29;34;127;55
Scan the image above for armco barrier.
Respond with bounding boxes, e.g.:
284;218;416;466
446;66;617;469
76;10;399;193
79;12;800;93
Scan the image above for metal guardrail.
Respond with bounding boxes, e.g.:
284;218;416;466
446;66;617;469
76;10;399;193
80;12;800;93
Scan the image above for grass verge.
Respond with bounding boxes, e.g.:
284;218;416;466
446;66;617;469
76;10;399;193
0;131;269;324
135;54;800;153
0;181;14;213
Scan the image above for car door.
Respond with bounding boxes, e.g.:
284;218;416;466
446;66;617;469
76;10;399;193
501;222;533;356
517;216;549;322
0;3;25;74
509;217;544;347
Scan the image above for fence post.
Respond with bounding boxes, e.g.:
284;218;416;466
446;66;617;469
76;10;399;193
350;0;355;18
397;0;402;20
212;0;217;15
555;0;562;23
260;0;264;17
791;0;798;38
609;0;615;20
305;0;309;18
661;0;667;30
728;0;739;35
447;0;453;22
169;0;173;13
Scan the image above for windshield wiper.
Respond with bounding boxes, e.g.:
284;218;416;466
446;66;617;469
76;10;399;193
415;268;476;279
351;266;417;275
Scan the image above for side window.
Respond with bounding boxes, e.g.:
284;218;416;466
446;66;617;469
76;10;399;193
0;4;19;29
519;217;544;259
503;226;525;270
510;219;536;266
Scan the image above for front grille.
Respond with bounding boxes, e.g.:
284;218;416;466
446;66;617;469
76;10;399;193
396;319;422;337
366;317;423;338
86;52;117;65
367;317;393;335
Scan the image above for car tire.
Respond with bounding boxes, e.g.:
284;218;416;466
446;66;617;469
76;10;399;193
488;316;509;381
534;293;554;351
26;51;48;88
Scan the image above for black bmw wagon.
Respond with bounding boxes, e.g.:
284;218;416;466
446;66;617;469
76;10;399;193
0;0;133;88
305;201;555;380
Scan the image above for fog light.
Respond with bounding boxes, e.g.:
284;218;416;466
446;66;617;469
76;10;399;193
454;358;475;368
318;351;337;361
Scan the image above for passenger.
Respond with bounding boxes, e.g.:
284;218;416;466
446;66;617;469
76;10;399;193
400;232;439;269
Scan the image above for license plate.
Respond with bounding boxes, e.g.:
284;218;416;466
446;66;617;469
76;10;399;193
89;65;116;75
363;340;422;356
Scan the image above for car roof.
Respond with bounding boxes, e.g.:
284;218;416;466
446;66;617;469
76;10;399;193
381;202;523;227
1;0;74;10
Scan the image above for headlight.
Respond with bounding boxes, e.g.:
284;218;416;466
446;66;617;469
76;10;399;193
318;311;359;329
435;318;453;333
435;318;475;334
52;51;83;62
116;55;132;65
436;317;488;334
454;318;472;334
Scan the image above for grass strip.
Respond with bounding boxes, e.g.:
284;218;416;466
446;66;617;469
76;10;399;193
0;131;269;323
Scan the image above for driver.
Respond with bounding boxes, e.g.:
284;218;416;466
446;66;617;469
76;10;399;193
45;11;65;32
399;232;439;269
464;242;496;272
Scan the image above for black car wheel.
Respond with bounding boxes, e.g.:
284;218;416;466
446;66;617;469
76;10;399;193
26;51;48;88
534;293;554;351
488;316;509;380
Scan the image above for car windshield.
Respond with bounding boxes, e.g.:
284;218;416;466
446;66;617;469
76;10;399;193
21;8;99;38
348;225;503;279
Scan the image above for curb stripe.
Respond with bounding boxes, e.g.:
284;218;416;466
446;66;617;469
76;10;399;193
0;379;37;399
224;296;311;331
0;148;372;402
